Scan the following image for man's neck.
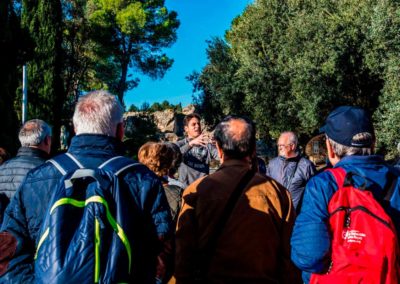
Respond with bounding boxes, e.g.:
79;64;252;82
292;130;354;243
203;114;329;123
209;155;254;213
284;152;298;159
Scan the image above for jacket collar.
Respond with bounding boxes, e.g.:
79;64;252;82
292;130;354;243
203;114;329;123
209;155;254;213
335;155;385;167
219;158;252;170
68;134;125;156
279;154;300;162
17;147;49;159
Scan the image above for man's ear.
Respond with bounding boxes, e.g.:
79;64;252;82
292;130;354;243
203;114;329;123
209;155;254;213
326;137;340;166
116;122;124;141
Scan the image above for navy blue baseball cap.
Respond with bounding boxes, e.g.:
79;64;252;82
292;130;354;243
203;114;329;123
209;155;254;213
320;106;375;147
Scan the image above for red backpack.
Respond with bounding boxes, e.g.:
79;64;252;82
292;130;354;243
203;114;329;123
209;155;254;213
310;167;400;284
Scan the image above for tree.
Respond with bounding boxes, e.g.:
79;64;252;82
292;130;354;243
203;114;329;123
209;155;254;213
21;0;64;151
140;102;150;111
188;38;242;127
128;104;139;112
0;0;23;153
194;0;399;151
87;0;180;101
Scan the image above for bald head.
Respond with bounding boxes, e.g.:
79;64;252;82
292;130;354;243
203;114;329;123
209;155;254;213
214;115;256;160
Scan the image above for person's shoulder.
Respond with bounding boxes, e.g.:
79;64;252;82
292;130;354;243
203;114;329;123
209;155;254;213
267;156;280;166
182;175;211;197
306;169;337;192
24;160;60;180
116;157;153;175
299;156;314;165
252;172;286;194
174;138;187;146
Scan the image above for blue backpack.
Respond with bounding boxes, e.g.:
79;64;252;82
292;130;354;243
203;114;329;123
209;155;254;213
34;153;139;283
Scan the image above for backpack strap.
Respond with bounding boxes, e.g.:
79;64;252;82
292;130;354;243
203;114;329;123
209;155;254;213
328;167;398;203
47;153;83;175
326;167;346;188
98;156;140;176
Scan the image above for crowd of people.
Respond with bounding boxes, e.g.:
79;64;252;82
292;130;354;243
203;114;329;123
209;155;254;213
0;90;398;283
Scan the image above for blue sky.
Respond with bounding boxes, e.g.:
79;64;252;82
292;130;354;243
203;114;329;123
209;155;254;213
124;0;253;109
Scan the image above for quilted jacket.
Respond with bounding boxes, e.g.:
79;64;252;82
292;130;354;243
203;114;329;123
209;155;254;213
0;134;173;283
266;155;316;211
0;147;48;199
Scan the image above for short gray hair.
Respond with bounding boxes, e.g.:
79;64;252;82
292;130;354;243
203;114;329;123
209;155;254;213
281;131;298;147
73;90;124;136
19;119;52;147
328;132;373;158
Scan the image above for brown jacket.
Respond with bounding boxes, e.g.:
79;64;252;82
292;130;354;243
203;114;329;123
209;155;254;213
175;159;301;284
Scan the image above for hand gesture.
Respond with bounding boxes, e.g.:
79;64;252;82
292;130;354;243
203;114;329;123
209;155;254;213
189;133;209;147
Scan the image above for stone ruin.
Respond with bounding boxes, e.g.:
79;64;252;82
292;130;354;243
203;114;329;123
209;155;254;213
122;104;218;143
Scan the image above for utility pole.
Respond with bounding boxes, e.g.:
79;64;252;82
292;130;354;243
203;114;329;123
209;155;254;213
22;65;28;124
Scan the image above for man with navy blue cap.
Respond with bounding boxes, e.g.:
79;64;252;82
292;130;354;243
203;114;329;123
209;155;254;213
290;106;400;283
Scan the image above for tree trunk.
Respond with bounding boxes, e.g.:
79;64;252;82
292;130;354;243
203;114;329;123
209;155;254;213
117;59;129;103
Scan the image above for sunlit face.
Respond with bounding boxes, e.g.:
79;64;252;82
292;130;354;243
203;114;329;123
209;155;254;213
277;133;296;158
185;117;201;139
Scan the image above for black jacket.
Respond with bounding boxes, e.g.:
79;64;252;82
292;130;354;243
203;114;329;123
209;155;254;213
0;147;48;200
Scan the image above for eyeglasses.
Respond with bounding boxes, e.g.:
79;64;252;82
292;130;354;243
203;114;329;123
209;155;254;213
278;143;293;148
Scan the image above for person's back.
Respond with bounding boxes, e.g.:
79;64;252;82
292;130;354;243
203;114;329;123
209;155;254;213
175;115;301;283
0;119;51;200
0;91;173;283
291;106;400;283
138;142;184;224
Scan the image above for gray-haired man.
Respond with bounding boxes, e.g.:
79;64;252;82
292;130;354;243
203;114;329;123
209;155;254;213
0;119;51;205
0;91;173;283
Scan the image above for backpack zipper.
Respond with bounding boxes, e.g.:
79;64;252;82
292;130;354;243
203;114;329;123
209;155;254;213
330;206;392;230
328;205;393;275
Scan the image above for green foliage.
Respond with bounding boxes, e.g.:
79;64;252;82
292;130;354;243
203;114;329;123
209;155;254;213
188;38;242;127
87;0;180;100
123;114;158;158
193;0;400;154
140;102;150;111
130;100;181;113
128;104;139;112
148;100;180;112
0;0;178;152
0;0;22;153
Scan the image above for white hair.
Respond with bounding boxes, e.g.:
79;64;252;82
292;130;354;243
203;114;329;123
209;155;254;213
73;90;124;136
19;119;52;147
281;131;298;147
328;132;373;158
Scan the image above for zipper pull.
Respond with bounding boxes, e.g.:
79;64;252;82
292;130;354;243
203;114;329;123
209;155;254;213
345;209;351;228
